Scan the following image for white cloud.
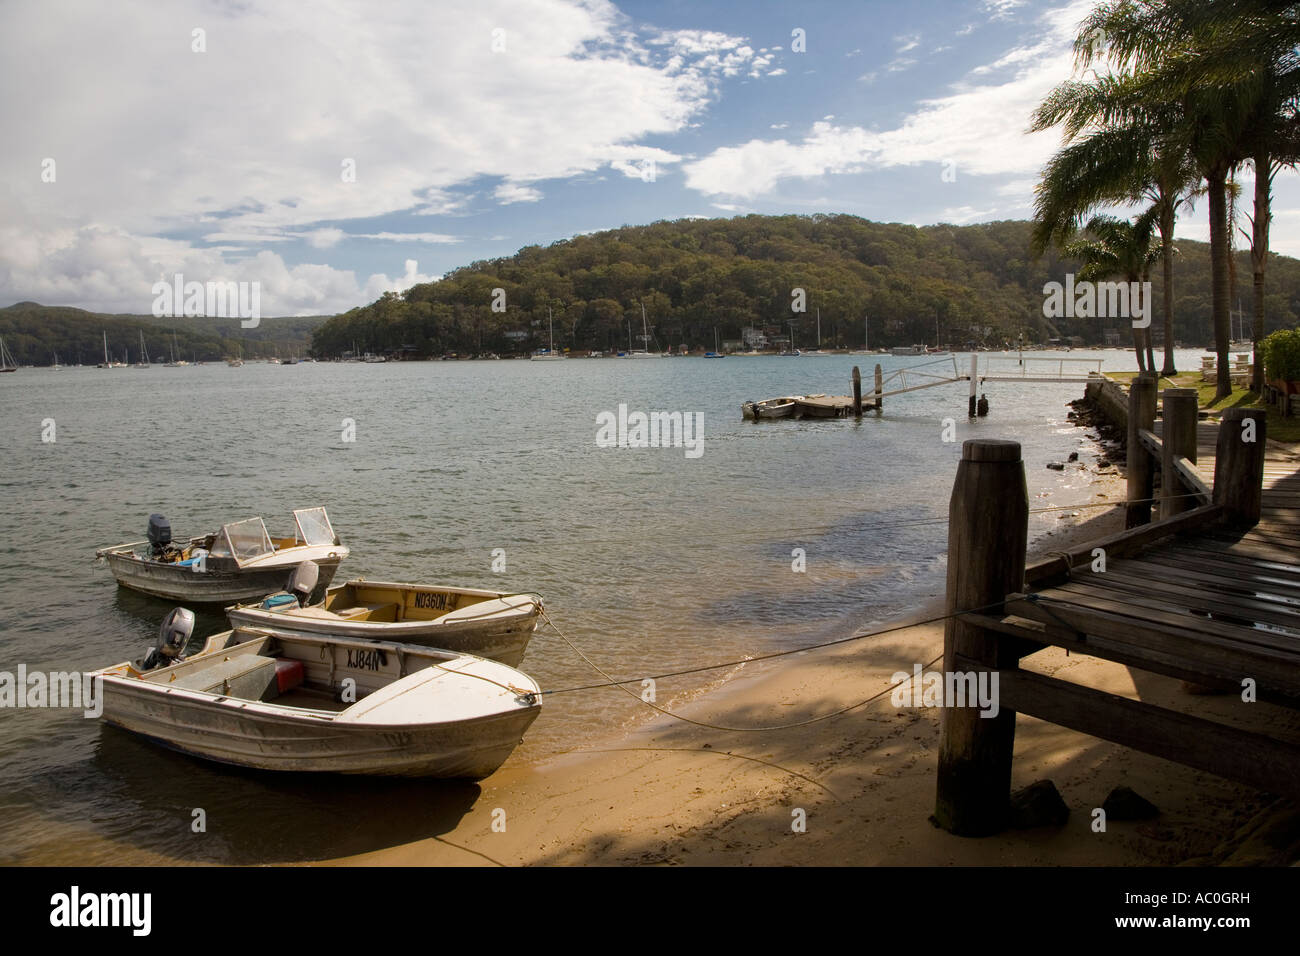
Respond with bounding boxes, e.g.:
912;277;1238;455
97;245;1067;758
684;2;1091;198
983;0;1027;19
494;183;544;204
0;0;763;312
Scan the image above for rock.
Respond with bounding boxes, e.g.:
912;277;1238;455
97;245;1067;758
1103;786;1159;821
1046;461;1065;471
1010;779;1069;829
1068;451;1079;462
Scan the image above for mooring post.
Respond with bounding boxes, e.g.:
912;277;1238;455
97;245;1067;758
874;363;883;415
1125;373;1157;528
1161;388;1198;519
1213;407;1266;527
853;365;863;418
934;439;1027;837
968;353;978;418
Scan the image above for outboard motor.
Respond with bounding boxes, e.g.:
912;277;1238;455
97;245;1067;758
142;607;195;670
287;561;320;607
147;513;183;562
147;514;171;554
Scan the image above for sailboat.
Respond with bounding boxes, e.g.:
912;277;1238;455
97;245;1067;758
97;331;113;369
227;344;243;367
852;314;873;354
0;336;17;372
530;307;566;361
801;309;832;356
51;350;63;371
164;332;187;367
620;302;663;358
704;327;725;358
135;330;151;368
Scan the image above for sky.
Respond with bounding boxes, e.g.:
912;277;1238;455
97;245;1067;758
3;0;1297;316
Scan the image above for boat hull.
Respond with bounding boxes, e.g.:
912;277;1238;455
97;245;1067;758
98;680;538;779
225;598;540;666
101;550;343;604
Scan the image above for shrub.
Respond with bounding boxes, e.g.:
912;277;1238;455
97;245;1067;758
1261;328;1300;383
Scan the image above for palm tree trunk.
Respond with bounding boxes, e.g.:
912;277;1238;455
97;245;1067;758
1252;148;1271;392
1160;202;1177;376
1141;267;1156;372
1208;167;1233;399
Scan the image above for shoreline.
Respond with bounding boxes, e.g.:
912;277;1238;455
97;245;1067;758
331;451;1276;866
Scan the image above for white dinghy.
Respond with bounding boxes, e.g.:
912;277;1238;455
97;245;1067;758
92;610;541;779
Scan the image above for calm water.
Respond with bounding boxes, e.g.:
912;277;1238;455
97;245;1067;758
0;348;1201;863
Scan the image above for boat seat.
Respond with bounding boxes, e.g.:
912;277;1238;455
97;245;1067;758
336;602;400;623
157;654;285;701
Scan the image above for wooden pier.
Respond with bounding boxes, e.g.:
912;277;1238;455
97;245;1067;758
935;375;1300;835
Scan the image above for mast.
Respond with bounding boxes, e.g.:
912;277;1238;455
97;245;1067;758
548;306;555;353
641;301;649;353
103;331;108;365
865;314;869;350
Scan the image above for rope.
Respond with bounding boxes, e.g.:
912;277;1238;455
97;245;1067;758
538;604;963;732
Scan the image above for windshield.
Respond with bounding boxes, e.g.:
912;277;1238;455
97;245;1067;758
294;507;337;546
221;518;274;564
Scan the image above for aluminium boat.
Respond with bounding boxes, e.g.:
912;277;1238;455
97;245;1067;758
227;578;542;667
95;507;348;604
93;614;540;779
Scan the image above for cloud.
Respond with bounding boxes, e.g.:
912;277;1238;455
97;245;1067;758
0;224;431;315
494;183;544;204
683;3;1090;198
0;0;770;312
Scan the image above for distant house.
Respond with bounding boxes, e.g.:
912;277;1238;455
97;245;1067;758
504;330;529;341
1102;330;1121;346
741;326;768;349
722;339;743;352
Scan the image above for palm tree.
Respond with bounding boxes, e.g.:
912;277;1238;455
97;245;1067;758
1064;212;1161;370
1032;88;1199;375
1074;0;1300;396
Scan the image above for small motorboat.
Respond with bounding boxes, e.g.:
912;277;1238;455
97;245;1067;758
92;609;541;779
95;507;348;604
226;570;542;667
742;396;802;420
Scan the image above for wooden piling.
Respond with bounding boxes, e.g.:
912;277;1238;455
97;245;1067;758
1125;373;1157;528
1160;388;1198;519
968;353;978;418
852;366;862;417
934;438;1027;836
1213;407;1266;527
874;364;883;415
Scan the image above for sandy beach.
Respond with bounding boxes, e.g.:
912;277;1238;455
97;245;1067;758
334;454;1300;867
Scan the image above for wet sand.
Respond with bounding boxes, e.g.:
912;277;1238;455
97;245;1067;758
332;465;1299;866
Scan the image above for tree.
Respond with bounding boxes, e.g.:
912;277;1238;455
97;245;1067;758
1064;212;1162;369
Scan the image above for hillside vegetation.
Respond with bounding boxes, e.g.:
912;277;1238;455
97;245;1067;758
311;215;1300;357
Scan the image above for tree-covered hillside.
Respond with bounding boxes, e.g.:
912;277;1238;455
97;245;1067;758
0;303;323;365
310;214;1300;358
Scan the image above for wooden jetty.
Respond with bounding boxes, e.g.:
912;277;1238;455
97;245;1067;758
935;374;1300;835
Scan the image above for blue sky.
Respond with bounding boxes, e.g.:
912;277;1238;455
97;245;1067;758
3;0;1295;315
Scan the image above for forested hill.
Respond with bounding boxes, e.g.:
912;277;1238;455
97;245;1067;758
312;214;1300;358
0;303;323;365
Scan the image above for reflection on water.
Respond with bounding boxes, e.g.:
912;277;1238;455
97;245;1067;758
0;349;1187;863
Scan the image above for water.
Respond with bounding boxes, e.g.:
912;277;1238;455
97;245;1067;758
0;348;1202;863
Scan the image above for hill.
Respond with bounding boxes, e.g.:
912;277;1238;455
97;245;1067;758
311;214;1300;357
0;303;325;365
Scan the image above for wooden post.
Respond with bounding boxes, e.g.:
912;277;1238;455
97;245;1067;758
852;366;863;417
934;439;1027;836
1160;388;1198;519
1125;373;1157;528
968;353;978;418
873;364;883;415
1213;407;1266;527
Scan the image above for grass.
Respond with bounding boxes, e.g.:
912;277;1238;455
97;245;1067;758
1108;369;1300;443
